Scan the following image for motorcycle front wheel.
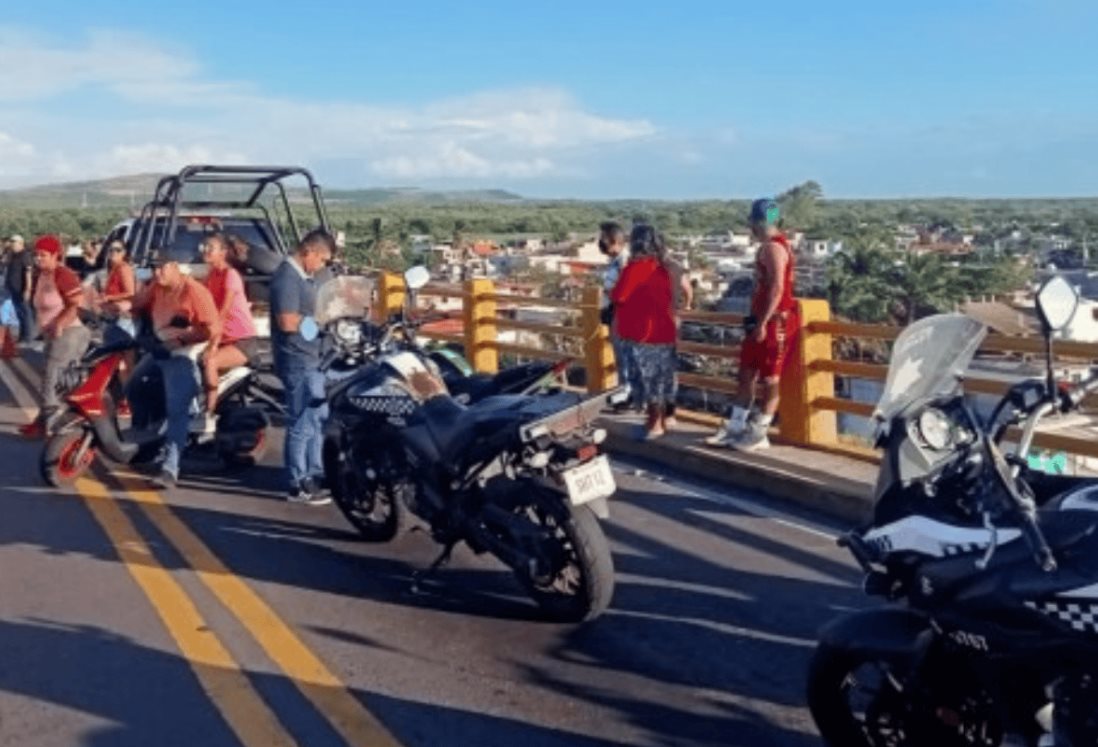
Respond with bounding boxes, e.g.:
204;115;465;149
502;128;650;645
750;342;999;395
41;427;97;487
510;487;615;624
324;440;407;542
807;642;1004;747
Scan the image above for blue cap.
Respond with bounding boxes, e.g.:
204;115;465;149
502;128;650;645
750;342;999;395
749;198;780;225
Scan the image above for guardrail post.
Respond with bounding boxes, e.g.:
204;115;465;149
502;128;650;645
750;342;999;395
375;271;405;322
464;278;498;374
779;299;838;447
581;286;612;393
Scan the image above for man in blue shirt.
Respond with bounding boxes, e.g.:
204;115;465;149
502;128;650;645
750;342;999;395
270;229;335;505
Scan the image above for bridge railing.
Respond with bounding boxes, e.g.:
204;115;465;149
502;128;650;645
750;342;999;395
373;273;1098;462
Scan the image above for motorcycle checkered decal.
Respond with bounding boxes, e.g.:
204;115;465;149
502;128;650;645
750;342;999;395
942;542;984;557
350;395;417;417
1025;600;1098;634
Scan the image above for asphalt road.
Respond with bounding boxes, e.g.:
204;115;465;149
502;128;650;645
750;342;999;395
0;355;865;747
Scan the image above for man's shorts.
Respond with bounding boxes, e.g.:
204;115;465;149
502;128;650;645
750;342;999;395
739;312;799;379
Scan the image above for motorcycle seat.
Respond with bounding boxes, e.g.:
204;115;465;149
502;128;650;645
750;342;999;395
408;395;529;463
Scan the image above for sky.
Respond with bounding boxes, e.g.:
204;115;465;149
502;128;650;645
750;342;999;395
0;0;1096;198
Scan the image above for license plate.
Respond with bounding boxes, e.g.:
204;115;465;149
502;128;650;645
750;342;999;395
562;455;616;506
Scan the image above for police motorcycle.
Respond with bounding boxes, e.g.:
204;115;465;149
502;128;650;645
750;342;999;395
807;276;1098;746
307;267;624;623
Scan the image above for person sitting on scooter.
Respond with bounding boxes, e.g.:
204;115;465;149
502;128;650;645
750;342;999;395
100;241;135;325
130;253;220;488
199;233;258;431
19;235;92;439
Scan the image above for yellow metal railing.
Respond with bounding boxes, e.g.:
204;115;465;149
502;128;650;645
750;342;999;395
373;272;1098;462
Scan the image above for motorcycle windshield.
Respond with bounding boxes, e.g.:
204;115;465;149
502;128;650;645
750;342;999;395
874;313;988;421
314;275;376;325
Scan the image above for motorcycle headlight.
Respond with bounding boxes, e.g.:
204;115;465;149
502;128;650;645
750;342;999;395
917;408;953;451
334;319;362;345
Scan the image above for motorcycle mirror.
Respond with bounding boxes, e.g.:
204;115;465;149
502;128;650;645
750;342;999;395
299;316;319;342
404;266;430;291
1036;275;1078;334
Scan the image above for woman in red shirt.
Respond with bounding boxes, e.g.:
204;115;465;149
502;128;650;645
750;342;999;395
610;225;678;440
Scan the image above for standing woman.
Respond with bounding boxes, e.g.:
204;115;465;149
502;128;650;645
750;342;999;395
610;224;678;440
200;233;258;426
20;235;91;438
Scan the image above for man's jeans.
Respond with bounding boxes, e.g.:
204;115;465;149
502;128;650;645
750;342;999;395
128;354;199;478
12;297;35;342
279;363;328;490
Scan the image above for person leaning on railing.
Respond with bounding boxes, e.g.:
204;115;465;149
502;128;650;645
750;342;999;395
610;224;678;440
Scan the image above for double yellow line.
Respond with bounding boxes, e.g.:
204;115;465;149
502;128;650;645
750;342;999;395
0;359;401;747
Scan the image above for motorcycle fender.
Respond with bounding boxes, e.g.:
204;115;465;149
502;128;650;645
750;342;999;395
817;608;930;664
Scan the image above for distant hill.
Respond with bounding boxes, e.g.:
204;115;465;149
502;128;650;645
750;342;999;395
0;173;524;210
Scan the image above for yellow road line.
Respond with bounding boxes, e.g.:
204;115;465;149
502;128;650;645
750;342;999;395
74;477;297;747
0;358;400;746
119;475;402;747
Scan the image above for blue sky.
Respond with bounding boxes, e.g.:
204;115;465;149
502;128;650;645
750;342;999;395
0;0;1096;198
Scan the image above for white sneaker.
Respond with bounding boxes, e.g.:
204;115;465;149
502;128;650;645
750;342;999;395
190;413;217;436
705;421;742;446
728;424;771;452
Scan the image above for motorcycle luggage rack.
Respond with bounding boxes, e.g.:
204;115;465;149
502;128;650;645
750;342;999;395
519;387;624;443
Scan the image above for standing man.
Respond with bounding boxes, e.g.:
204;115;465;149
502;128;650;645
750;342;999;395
270;229;335;506
130;255;221;487
598;221;631;404
708;198;798;451
5;234;36;342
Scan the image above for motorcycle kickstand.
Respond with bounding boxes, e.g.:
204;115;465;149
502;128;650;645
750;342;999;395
409;542;456;595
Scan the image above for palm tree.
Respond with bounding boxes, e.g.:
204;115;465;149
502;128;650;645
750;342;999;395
891;253;960;325
827;244;898;323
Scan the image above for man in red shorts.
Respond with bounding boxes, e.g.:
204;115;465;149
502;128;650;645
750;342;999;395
708;198;798;451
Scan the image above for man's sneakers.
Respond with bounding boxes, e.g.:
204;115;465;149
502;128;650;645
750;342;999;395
727;422;771;452
149;467;178;490
287;477;332;506
706;411;773;452
705;420;741;447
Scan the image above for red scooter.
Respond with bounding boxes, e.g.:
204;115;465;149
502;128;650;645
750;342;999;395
40;325;277;486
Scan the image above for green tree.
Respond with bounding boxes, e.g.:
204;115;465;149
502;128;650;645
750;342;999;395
778;180;823;229
827;243;898;323
891;253;960;325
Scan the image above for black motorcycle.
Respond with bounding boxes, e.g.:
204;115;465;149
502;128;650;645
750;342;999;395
807;276;1098;746
308;271;623;623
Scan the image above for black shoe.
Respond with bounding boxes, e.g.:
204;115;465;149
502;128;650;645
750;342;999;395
287;484;332;506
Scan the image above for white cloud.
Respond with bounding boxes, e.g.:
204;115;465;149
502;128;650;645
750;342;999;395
98;143;249;175
0;27;655;187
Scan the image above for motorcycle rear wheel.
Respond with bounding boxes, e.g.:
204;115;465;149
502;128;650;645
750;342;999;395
807;642;1004;747
512;488;615;624
41;428;97;487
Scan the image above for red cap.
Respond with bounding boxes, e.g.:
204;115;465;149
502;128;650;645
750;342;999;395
33;234;63;258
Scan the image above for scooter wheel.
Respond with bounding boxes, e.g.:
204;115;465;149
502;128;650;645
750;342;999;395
41;431;97;486
219;427;269;468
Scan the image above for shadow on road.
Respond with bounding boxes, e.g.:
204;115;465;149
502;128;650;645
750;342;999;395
0;617;630;747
